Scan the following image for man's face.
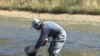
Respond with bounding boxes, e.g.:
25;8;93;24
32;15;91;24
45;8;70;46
34;24;41;30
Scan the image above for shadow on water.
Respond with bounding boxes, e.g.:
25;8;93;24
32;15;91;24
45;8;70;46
0;15;100;56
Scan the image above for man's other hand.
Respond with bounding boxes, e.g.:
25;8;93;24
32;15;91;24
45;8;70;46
41;38;49;46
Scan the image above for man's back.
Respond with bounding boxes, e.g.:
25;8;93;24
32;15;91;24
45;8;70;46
42;21;65;37
43;21;64;31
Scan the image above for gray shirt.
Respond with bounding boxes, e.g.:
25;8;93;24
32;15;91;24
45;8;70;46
34;21;66;49
40;21;65;39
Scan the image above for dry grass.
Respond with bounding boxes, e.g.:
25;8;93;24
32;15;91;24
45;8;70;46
0;0;100;14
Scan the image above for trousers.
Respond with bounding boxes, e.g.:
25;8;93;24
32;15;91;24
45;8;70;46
48;32;66;56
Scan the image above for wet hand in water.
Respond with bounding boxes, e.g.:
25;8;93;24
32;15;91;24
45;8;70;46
24;45;38;54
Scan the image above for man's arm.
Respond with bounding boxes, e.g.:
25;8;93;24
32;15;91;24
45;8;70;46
27;32;47;56
35;26;50;48
31;26;50;56
25;27;49;56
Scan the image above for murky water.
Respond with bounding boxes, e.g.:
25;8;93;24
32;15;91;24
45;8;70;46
0;16;100;56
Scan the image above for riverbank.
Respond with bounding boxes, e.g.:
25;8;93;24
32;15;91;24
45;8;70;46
0;10;100;22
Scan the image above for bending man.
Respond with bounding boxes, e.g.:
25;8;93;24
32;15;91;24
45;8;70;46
24;19;67;56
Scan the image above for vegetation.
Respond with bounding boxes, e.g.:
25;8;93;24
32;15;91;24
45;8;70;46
0;0;100;14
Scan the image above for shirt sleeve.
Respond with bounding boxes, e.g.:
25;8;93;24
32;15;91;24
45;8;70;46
34;25;49;49
40;26;50;40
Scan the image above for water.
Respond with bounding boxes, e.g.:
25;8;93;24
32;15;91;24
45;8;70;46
0;16;100;56
66;32;100;49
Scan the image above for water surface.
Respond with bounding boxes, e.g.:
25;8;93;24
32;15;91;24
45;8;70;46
0;16;100;56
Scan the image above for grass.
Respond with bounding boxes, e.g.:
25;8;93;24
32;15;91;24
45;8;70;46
0;0;100;14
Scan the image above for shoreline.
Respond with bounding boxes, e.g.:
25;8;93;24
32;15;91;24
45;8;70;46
0;10;100;22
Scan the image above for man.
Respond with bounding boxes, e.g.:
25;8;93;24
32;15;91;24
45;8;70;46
24;19;67;56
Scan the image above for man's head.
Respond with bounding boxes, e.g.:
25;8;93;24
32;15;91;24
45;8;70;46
32;19;42;30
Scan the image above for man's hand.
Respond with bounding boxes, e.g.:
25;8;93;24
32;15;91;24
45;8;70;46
24;45;38;54
41;38;49;46
44;38;49;42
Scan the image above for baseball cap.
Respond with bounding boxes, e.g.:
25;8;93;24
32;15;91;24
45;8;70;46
32;19;40;28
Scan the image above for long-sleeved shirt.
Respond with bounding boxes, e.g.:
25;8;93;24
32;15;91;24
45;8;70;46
34;21;66;49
